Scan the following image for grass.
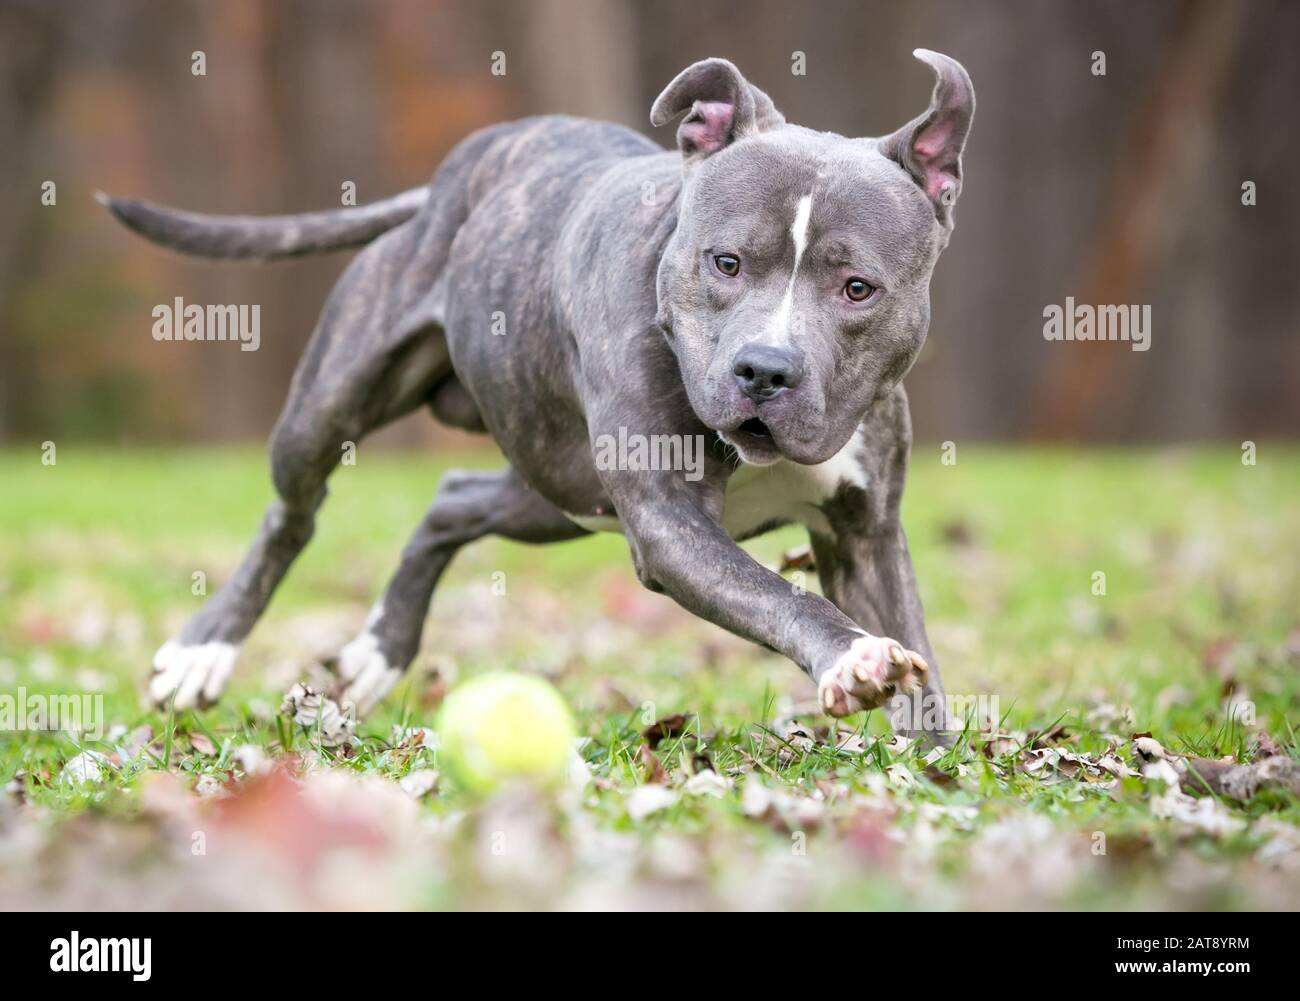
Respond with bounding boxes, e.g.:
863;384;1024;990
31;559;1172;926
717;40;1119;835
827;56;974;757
1;443;1298;910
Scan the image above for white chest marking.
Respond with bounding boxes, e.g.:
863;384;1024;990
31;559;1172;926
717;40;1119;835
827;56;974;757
767;193;814;345
720;430;866;538
564;431;867;540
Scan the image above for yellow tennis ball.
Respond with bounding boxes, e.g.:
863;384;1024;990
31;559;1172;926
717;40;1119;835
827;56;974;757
437;672;576;794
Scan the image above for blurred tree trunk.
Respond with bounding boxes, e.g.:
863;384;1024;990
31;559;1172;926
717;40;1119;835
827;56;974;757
0;4;63;437
1028;0;1248;439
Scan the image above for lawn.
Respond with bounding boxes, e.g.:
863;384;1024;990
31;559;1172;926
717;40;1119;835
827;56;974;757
1;443;1298;910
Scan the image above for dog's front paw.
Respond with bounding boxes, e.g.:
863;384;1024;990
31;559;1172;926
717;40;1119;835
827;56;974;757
336;632;402;716
818;633;928;718
148;639;239;710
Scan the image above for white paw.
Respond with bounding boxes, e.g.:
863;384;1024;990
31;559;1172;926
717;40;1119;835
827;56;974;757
818;633;928;718
149;640;238;710
336;632;401;716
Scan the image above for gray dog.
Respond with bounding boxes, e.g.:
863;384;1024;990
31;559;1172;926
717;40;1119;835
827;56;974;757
103;50;974;741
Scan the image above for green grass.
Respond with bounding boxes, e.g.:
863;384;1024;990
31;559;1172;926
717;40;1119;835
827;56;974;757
1;444;1298;910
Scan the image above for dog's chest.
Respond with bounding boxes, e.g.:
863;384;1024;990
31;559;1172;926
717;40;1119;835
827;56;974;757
566;435;866;539
720;438;866;538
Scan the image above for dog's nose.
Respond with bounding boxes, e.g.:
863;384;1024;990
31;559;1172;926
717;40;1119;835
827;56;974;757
732;343;804;401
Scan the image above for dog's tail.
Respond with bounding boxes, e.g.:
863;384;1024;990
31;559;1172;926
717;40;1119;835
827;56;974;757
95;187;428;261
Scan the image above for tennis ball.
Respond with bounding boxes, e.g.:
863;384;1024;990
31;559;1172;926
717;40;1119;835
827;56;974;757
437;672;576;794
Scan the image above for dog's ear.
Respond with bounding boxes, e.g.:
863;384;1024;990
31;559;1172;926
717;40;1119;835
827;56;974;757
651;58;784;162
879;49;974;226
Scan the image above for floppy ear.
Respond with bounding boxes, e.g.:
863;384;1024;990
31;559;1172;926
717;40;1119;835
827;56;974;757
650;58;784;161
879;49;975;226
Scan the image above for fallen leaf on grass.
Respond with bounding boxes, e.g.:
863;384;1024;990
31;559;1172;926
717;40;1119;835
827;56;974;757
5;772;27;804
112;725;155;764
1023;747;1132;784
389;725;436;749
194;773;228;799
980;731;1023;759
1131;736;1247;836
683;769;731;797
1028;721;1076;748
885;734;915;755
1181;755;1300;803
833;728;868;754
1096;753;1140;779
641;713;693;748
741;780;827;833
741;780;774;818
1255;818;1300;871
755;721;812;768
1133;734;1299;803
61;750;109;785
637;745;668;784
920;764;959;789
232;744;271;778
626;784;678;820
886;763;917;789
398;769;440;800
567;746;593;790
280;683;355;748
1131;735;1165;762
1150;783;1245;836
187;733;217;756
782;721;818;752
1253;731;1286;759
681;742;719;777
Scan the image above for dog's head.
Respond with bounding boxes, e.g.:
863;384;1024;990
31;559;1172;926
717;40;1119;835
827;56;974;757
652;51;974;465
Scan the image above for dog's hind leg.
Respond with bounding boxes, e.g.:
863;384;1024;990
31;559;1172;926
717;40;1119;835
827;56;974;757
149;464;327;711
149;233;453;710
337;468;588;714
145;126;513;709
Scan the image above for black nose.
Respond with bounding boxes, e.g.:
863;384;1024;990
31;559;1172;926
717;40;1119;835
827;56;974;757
732;343;804;401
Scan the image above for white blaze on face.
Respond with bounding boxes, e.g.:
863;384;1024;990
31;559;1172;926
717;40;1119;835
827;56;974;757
766;193;814;345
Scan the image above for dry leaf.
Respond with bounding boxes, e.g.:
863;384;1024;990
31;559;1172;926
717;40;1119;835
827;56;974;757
683;769;731;797
399;769;440;799
194;773;227;798
626;784;678;820
637;745;669;784
1253;731;1286;759
232;744;271;778
188;732;217;756
1028;722;1075;748
61;750;108;784
280;683;355;747
1181;754;1300;802
641;713;692;748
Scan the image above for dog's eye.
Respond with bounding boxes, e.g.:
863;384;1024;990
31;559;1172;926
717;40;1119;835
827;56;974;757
844;278;875;302
713;254;741;277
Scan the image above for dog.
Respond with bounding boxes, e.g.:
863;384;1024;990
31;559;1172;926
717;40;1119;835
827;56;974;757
102;50;974;741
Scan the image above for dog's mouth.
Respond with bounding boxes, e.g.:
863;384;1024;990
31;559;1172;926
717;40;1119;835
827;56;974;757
720;417;782;464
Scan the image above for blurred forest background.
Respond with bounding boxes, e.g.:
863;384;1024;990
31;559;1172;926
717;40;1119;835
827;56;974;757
1;0;1296;446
